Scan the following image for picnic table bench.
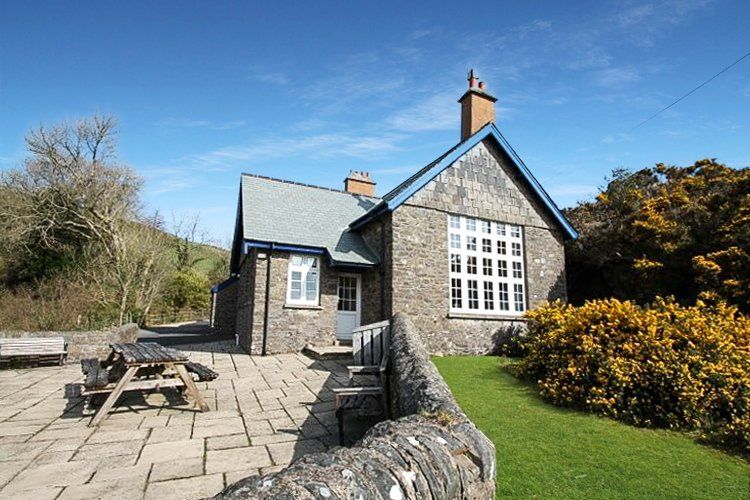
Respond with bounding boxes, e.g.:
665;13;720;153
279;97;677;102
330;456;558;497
81;343;217;426
0;337;67;366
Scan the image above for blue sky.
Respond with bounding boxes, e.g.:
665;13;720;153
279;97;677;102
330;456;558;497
1;0;749;245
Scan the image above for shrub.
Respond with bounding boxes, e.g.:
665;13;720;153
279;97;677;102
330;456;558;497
518;298;750;454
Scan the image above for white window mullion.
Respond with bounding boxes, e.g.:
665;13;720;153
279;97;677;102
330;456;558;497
448;214;525;317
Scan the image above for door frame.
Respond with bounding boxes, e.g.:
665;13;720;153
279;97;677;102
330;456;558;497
336;273;361;337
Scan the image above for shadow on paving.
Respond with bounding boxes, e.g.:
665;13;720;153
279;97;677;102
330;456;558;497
138;320;233;347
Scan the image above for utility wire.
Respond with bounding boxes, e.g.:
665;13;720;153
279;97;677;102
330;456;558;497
629;49;750;132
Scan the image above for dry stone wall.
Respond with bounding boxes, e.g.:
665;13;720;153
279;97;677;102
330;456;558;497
0;323;139;361
210;313;496;499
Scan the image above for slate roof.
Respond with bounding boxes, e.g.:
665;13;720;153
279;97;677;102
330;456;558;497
239;174;380;266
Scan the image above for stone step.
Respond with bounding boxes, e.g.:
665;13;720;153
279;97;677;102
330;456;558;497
302;344;352;360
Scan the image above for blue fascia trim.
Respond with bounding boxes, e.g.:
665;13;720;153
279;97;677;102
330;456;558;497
349;200;388;231
243;240;326;255
210;275;239;293
349;123;578;240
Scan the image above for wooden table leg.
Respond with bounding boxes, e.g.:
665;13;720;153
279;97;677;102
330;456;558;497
174;363;209;412
89;365;138;427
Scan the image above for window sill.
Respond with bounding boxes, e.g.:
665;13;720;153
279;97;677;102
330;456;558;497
284;303;323;310
447;312;527;321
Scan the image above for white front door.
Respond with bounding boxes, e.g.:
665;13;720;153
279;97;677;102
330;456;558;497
336;274;361;342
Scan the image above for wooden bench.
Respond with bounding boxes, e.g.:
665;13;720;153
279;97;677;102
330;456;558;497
333;320;390;445
0;337;67;366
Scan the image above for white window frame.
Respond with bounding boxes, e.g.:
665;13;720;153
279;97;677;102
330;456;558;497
286;254;320;306
448;214;526;316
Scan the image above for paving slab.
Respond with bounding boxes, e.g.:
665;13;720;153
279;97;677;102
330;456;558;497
0;340;347;499
144;473;224;500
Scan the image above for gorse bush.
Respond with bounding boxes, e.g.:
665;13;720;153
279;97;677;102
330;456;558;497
565;160;750;312
518;298;750;454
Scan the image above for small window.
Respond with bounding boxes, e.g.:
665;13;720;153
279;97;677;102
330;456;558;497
510;225;521;238
450;234;461;249
496;223;506;236
481;221;491;234
466;236;477;251
511;242;522;257
514;284;525;311
482;238;492;253
451;278;462;308
482;258;493;276
467;256;477;274
449;215;461;229
450;254;462;273
466;218;476;231
499;283;509;310
497;241;506;255
467;280;479;309
512;261;523;278
484;282;494;310
498;260;508;277
287;255;319;305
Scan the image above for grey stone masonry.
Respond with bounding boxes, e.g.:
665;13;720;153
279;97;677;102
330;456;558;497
211;279;238;337
211;313;496;499
234;250;344;354
389;138;567;354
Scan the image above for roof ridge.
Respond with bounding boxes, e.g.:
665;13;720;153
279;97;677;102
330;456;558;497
241;172;380;200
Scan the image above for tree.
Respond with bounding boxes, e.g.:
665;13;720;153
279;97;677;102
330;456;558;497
565;159;750;312
165;269;210;312
0;114;141;283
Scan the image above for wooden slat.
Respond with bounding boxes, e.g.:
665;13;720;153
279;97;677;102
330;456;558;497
363;329;373;365
352;332;363;365
82;377;185;395
371;327;382;366
382;325;390;365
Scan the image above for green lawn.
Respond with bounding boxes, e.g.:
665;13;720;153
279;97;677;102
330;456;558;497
433;356;749;499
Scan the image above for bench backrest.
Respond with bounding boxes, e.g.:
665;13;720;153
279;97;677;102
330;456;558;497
352;320;390;366
0;337;66;356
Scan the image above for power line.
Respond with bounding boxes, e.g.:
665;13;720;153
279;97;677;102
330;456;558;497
629;49;750;132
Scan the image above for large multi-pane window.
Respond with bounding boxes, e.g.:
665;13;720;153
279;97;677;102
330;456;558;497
286;255;319;305
448;214;526;315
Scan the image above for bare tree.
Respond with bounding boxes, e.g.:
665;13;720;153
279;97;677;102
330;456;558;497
0;114;141;263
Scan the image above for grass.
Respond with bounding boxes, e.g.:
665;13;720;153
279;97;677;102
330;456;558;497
433;356;750;499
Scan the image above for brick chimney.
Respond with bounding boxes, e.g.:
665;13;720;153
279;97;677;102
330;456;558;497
343;171;376;196
458;69;497;140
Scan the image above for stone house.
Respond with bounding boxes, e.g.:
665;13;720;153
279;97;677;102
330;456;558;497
211;71;578;355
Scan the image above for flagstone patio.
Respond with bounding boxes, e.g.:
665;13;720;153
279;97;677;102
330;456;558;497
0;341;348;500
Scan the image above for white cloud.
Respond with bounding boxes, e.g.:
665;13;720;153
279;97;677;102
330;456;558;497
157;117;248;130
593;67;641;88
385;92;456;132
602;132;633;144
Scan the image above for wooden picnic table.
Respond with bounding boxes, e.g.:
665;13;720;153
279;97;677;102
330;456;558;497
84;343;210;426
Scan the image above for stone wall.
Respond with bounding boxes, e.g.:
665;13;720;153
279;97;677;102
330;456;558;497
211;278;239;337
211;313;496;499
234;250;340;354
359;215;393;325
388;138;567;354
0;323;139;362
